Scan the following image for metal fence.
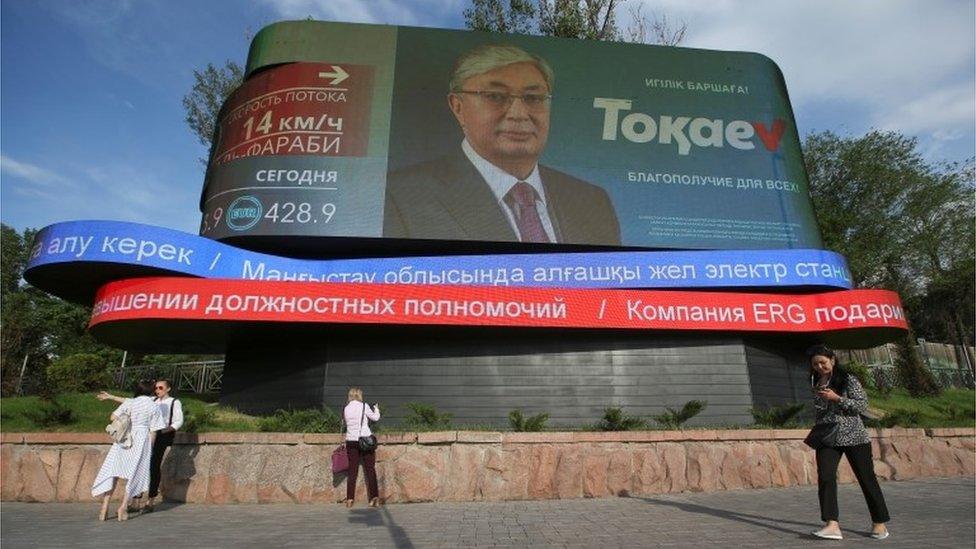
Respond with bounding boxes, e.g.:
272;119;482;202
110;342;976;395
113;361;224;394
837;342;976;390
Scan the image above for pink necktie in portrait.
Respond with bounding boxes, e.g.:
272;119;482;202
506;181;550;243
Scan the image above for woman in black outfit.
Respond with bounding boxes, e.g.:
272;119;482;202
808;344;890;540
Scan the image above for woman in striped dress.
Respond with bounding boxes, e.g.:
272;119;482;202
92;379;165;521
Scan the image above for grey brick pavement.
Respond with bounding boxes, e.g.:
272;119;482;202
2;477;973;548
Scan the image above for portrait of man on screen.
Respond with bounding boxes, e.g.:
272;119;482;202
383;44;621;245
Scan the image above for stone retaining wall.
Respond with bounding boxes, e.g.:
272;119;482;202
2;428;972;504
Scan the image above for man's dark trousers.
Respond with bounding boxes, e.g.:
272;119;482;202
149;430;175;499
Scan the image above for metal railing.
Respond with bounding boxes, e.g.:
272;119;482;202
871;364;975;390
113;361;224;394
838;342;976;390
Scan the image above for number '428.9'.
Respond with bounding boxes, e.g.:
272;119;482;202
264;202;336;224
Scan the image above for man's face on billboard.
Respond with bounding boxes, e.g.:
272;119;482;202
449;62;550;175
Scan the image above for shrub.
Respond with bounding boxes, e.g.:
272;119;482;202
508;409;549;432
402;402;452;430
258;407;341;433
866;408;922;428
652;400;707;429
844;360;876;391
181;405;218;433
44;354;112;394
750;403;806;427
23;397;76;427
873;367;895;395
893;333;941;397
936;403;975;422
597;407;646;431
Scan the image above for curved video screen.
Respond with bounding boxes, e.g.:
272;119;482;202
200;21;821;250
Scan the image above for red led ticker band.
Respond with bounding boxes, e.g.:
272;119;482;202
90;277;907;334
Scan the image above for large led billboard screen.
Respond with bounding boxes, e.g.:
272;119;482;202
201;21;821;250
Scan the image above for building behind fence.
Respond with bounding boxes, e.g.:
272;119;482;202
113;342;975;395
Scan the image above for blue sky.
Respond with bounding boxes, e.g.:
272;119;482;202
2;0;973;234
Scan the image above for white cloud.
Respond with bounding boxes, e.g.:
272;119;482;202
1;159;199;233
10;186;59;202
81;164;198;225
0;155;72;186
44;1;183;87
878;80;976;138
631;0;975;158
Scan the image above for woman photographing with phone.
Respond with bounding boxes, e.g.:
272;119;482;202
343;387;381;508
806;345;890;540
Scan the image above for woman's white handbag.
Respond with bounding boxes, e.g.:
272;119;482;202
105;412;132;448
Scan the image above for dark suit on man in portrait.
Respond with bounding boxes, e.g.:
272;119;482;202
383;151;621;245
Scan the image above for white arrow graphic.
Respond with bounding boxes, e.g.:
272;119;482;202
318;65;349;86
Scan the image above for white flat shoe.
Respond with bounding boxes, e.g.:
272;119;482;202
870;530;889;540
812;528;843;540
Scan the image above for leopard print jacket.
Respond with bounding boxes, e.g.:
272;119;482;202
813;375;871;447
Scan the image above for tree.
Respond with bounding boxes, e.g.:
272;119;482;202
182;61;244;164
626;5;686;46
464;0;536;35
1;224;123;394
538;0;620;41
893;331;941;397
1;224;39;390
464;0;687;44
1;224;31;301
803;131;975;350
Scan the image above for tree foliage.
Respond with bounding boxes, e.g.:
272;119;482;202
0;225;123;395
538;0;619;41
464;0;537;35
803;131;975;347
45;353;113;394
893;331;941;397
464;0;686;44
182;61;244;163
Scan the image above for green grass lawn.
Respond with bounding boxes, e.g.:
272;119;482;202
866;388;976;428
0;392;260;433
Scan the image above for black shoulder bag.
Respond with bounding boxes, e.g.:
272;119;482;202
358;402;378;452
803;422;838;449
805;377;840;450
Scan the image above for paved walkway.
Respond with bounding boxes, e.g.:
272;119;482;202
2;477;973;548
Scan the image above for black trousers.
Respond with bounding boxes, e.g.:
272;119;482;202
816;443;890;523
345;441;378;501
148;430;175;498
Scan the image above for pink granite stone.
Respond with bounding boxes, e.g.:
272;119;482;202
554;446;582;499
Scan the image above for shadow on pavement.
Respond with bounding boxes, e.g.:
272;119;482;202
635;495;820;538
346;505;414;548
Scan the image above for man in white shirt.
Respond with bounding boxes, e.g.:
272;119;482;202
146;378;182;510
384;44;620;246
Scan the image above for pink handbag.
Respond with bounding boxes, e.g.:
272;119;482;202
331;444;349;474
